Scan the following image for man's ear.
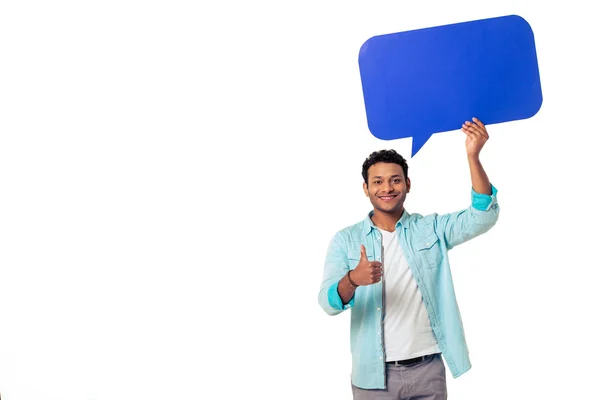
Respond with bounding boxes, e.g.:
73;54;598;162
363;181;369;196
406;177;411;193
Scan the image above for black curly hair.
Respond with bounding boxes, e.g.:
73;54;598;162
362;149;409;185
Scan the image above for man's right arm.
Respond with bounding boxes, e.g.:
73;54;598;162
337;272;358;305
318;235;354;316
318;238;383;316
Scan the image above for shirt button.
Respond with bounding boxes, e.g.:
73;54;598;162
377;307;381;311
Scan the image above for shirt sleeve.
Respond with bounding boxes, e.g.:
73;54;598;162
318;234;354;315
471;184;499;211
327;280;355;311
435;183;500;250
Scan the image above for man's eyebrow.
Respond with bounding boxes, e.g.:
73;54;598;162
372;174;403;179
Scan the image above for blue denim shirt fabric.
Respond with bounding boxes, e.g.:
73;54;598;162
318;185;499;389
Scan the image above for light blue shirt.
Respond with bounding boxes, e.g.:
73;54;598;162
318;185;499;389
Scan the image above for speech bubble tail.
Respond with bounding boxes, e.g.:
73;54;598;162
411;134;431;157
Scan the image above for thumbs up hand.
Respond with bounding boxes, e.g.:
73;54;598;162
350;245;383;286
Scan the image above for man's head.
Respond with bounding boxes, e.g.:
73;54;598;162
362;149;411;215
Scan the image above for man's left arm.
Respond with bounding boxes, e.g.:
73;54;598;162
435;117;500;249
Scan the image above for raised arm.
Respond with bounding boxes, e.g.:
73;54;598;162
463;117;491;195
434;117;500;249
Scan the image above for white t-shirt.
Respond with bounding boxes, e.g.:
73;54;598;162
378;228;440;361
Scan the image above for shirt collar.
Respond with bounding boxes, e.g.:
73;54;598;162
362;209;412;236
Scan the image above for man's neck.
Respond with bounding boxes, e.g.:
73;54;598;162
371;208;404;232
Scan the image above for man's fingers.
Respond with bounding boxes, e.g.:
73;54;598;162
463;123;482;135
372;272;383;283
462;125;475;134
463;125;488;140
472;117;486;129
465;121;488;137
462;130;477;140
370;263;383;282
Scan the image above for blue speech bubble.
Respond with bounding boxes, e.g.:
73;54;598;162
358;14;543;156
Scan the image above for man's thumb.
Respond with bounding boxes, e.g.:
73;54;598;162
360;245;368;261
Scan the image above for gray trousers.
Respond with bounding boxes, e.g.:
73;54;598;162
351;354;447;400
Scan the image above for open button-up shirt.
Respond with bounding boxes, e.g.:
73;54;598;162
318;185;499;389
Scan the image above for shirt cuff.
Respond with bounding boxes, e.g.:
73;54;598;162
471;183;498;211
327;280;354;310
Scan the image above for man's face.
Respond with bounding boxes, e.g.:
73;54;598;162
363;162;411;215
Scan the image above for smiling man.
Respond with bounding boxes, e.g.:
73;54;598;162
318;118;500;399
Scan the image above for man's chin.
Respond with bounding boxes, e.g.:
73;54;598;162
375;204;403;214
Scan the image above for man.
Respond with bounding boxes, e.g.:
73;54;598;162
318;118;499;399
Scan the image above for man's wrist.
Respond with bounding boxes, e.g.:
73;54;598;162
347;270;359;287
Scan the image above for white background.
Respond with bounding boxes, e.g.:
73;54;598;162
1;1;599;399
